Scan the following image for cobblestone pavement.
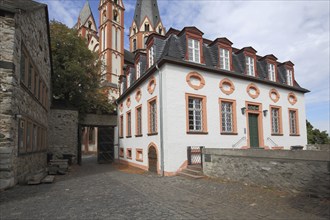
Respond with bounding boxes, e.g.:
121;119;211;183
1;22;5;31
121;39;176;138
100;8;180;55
1;155;329;220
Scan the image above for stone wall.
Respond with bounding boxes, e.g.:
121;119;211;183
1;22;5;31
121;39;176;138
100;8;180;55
48;109;79;161
0;6;51;190
203;149;330;198
306;144;330;151
81;113;117;126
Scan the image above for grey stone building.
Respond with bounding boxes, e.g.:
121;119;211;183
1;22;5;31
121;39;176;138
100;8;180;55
0;0;52;190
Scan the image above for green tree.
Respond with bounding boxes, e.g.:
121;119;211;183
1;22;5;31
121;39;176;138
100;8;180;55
50;20;114;114
306;120;330;144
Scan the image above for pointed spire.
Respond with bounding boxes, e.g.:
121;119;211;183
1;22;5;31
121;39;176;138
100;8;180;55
78;0;93;26
133;0;162;28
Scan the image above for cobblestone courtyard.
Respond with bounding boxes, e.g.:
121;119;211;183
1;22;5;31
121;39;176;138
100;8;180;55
1;155;329;220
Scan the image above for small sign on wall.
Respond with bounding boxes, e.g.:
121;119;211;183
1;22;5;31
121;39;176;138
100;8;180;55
204;154;211;162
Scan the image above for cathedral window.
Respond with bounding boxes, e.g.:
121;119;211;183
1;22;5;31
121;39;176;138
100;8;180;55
158;27;162;34
88;21;92;29
145;23;150;32
188;38;200;63
113;10;118;22
114;0;118;4
133;39;137;51
136;62;141;78
127;73;131;88
133;27;137;34
144;36;148;48
102;10;106;23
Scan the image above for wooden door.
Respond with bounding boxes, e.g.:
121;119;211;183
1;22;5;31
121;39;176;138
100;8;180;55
148;146;157;173
249;114;259;148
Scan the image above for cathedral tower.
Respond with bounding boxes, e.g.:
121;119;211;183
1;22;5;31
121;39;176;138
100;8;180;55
129;0;165;53
99;0;125;101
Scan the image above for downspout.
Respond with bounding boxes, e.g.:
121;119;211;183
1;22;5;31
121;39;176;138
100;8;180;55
156;63;165;176
115;99;120;162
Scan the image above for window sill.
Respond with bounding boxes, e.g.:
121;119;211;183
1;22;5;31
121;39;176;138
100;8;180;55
126;135;132;138
187;131;208;135
271;133;283;136
127;157;132;160
220;132;238;135
289;134;300;136
135;134;143;137
119;155;124;158
119;136;124;139
136;159;143;162
147;132;158;136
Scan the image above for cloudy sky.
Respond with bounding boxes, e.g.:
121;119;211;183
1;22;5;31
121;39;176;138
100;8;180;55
38;0;330;133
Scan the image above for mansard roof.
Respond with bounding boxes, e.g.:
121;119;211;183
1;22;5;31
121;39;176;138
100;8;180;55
133;0;162;28
120;26;309;101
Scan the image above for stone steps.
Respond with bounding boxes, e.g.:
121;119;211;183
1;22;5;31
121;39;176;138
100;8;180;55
178;165;204;179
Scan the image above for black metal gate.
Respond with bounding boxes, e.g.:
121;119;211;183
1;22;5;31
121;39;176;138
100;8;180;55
187;146;204;167
97;126;114;163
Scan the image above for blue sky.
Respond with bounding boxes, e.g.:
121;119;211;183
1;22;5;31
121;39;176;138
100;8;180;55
38;0;330;133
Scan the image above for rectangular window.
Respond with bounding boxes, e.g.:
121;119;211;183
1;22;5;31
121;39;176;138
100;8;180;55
149;46;155;67
119;148;124;157
220;99;237;134
188;38;200;63
127;73;131;88
287;69;293;86
126;111;131;137
26;121;32;152
20;50;27;84
185;94;208;134
270;106;282;135
219;48;230;70
136;106;142;136
28;63;33;90
35;74;39;98
136;62;141;79
127;148;132;159
136;149;143;162
246;56;255;76
148;98;157;134
18;119;26;153
119;115;124;138
268;63;276;82
289;109;299;135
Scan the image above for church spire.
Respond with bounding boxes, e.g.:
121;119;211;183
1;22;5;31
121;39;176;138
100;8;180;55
129;0;165;52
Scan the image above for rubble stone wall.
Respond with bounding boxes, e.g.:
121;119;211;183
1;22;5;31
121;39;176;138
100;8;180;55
203;149;330;198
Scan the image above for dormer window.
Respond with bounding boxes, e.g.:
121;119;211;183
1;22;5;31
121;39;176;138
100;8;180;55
127;72;131;88
268;63;276;82
188;38;200;63
145;23;150;32
136;62;141;79
287;69;293;86
219;48;230;70
148;46;155;67
246;56;255;76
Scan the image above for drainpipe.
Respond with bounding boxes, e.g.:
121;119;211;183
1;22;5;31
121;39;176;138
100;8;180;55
115;99;120;162
156;63;165;176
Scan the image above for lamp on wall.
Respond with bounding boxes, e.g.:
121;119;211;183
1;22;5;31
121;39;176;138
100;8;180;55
263;110;268;117
241;107;246;115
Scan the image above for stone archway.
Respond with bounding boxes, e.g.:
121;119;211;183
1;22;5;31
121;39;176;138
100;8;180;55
148;145;157;173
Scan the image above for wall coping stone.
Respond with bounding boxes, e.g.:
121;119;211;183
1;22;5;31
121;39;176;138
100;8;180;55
203;148;330;162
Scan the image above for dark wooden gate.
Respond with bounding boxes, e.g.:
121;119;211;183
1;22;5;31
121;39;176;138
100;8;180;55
97;126;114;163
148;146;157;173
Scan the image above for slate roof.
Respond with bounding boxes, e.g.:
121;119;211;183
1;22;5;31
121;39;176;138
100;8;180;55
78;1;93;26
121;26;309;101
133;0;161;28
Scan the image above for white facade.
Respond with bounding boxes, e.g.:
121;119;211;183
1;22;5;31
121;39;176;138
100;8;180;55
118;63;307;175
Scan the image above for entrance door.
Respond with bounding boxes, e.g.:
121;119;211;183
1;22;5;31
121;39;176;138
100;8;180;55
148;146;157;173
248;114;259;148
97;126;114;163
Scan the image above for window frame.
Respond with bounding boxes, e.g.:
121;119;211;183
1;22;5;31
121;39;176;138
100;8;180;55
136;148;143;162
286;69;293;86
219;48;230;71
268;63;276;82
288;108;300;136
246;56;255;76
185;93;208;134
219;98;237;135
187;38;201;63
135;105;142;137
147;96;158;135
119;114;124;138
126;148;132;159
270;105;283;135
126;111;132;138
